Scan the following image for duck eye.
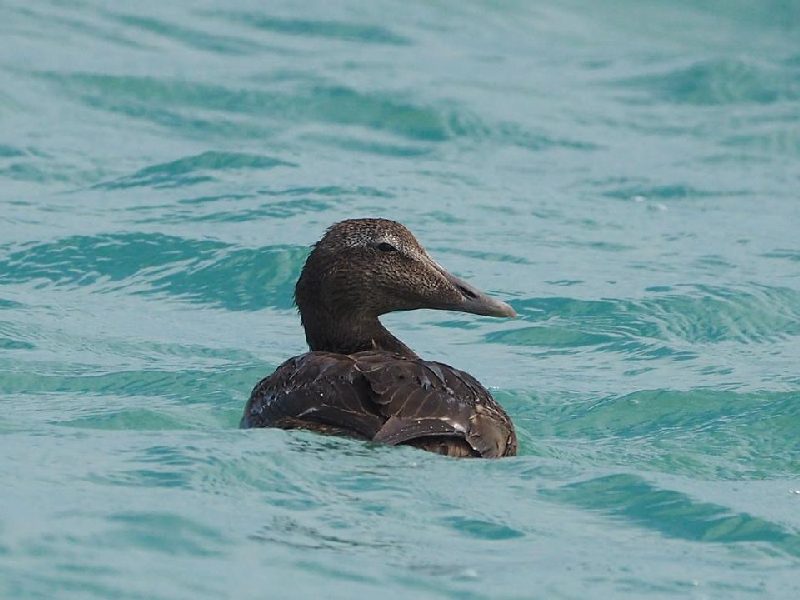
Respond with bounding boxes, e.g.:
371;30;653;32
376;242;397;252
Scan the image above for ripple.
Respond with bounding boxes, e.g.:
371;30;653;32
440;516;524;541
150;185;384;222
0;234;306;310
0;233;225;287
0;369;252;433
617;59;800;105
445;111;598;151
487;326;616;348
0;364;258;404
95;151;296;190
250;516;393;551
46;71;597;152
0;144;25;158
763;249;800;262
60;409;191;432
8;5;146;50
500;285;800;354
152;199;333;224
0;337;34;350
302;133;431;158
0;161;78;184
114;14;264;55
554;389;799;440
507;387;800;477
441;247;531;265
220;13;411;46
545;474;800;556
144;244;306;310
50;73;453;141
602;183;747;201
724;128;800;156
102;512;227;556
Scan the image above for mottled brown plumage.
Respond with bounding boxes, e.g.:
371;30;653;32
241;218;517;458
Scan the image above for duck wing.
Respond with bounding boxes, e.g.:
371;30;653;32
241;350;516;458
241;352;384;438
355;352;516;458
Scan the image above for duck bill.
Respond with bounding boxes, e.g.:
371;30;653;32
441;271;517;318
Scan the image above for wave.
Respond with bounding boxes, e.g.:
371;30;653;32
42;70;597;154
615;58;800;106
0;233;307;311
504;386;799;478
492;285;800;352
217;12;411;46
48;72;454;142
545;473;800;556
95;151;296;190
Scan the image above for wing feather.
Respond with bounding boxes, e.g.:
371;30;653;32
241;352;383;438
242;350;516;457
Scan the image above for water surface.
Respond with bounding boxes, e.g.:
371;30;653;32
1;1;799;598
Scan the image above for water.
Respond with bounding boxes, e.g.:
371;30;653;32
1;0;799;597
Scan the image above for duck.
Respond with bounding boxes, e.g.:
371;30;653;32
241;218;518;458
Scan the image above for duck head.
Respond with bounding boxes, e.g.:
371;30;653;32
295;218;516;356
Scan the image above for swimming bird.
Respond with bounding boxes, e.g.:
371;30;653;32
241;218;517;457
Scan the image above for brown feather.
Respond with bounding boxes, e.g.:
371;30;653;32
242;351;517;458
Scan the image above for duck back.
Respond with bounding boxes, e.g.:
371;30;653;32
242;351;517;458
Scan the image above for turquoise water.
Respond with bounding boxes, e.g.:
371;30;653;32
1;0;799;597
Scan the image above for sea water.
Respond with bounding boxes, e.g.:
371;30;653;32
1;1;799;598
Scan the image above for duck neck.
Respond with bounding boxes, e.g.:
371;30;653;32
300;310;417;358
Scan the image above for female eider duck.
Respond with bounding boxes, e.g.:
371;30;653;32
241;218;517;458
